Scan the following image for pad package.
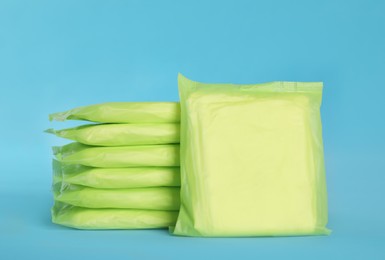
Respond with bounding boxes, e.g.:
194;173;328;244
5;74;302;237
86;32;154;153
172;74;330;237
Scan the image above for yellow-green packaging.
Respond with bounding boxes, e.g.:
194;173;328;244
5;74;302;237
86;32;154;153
52;160;180;189
46;123;180;146
52;202;178;229
53;142;180;167
53;183;180;210
49;102;180;123
172;74;330;237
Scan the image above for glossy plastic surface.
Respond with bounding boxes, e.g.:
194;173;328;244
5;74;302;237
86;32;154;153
172;74;330;237
49;102;180;123
52;202;178;229
46;123;180;146
52;160;180;189
53;183;180;210
53;142;180;167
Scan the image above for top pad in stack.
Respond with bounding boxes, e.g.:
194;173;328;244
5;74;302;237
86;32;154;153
49;102;180;123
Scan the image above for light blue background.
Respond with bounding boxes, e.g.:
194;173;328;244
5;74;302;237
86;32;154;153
1;0;384;259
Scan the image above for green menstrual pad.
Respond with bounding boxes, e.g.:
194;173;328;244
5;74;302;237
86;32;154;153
46;123;180;146
172;74;330;237
49;102;180;123
52;202;178;229
52;160;180;188
53;142;180;167
53;183;180;210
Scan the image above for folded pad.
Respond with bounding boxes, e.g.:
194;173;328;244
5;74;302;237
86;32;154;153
172;74;330;237
52;202;178;229
53;160;180;188
53;142;180;167
46;123;180;146
53;183;180;210
49;102;180;123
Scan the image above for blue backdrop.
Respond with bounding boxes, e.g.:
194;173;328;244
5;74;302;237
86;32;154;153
1;0;384;259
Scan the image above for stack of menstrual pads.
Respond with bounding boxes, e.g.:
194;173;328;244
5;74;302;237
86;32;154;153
47;102;181;229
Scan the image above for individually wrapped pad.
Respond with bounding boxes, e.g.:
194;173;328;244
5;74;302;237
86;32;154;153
53;183;180;210
52;202;178;229
46;123;180;146
172;74;330;237
49;102;180;123
53;142;180;167
53;160;180;188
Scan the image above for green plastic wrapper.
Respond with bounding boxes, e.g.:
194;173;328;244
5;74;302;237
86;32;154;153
53;142;180;168
172;74;330;237
52;160;180;189
46;123;180;146
52;202;178;229
49;102;180;123
53;183;180;210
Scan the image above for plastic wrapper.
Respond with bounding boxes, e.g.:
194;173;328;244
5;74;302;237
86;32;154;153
49;102;180;123
172;74;330;237
53;142;180;167
52;202;178;229
53;183;180;210
52;160;180;188
46;123;180;146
